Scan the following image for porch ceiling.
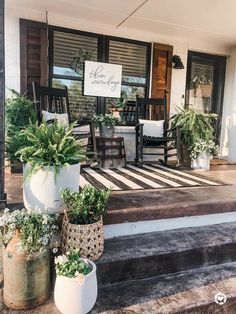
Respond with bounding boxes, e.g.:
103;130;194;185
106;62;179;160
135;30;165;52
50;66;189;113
6;0;236;49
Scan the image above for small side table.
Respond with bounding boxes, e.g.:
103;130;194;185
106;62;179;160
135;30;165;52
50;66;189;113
96;136;126;169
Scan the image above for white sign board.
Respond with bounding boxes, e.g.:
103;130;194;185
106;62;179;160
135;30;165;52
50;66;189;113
84;61;122;98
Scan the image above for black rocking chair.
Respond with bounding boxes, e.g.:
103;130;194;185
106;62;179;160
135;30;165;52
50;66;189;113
31;82;97;161
135;95;180;167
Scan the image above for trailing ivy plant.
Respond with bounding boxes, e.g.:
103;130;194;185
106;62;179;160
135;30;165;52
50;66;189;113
16;122;87;179
61;186;111;225
171;106;217;150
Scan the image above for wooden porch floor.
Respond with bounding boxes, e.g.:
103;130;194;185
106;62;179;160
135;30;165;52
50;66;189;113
5;164;236;224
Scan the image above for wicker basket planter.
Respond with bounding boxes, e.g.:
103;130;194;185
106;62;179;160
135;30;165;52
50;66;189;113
61;214;104;261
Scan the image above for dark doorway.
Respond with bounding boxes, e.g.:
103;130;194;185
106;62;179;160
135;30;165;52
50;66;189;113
185;51;227;140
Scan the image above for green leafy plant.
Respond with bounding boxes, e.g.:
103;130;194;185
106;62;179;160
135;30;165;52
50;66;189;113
5;90;37;162
0;208;58;254
92;114;123;127
190;139;219;159
55;250;91;278
171;106;217;150
61;186;111;224
16;122;87;179
5;90;37;128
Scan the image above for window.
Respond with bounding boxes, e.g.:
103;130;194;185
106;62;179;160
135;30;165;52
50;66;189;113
50;27;151;122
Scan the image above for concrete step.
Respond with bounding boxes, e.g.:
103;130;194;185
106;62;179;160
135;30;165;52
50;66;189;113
97;222;236;285
93;261;236;313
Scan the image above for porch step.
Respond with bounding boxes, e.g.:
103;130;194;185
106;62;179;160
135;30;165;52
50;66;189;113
105;185;236;225
97;222;236;285
93;261;236;313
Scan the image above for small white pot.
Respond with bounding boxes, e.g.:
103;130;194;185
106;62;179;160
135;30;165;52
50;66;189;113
23;163;81;213
54;259;97;314
191;152;211;171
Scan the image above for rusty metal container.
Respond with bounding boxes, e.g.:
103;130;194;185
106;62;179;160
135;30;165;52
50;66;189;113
3;232;51;310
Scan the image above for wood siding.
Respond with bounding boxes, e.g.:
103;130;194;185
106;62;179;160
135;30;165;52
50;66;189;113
20;19;48;93
151;43;173;119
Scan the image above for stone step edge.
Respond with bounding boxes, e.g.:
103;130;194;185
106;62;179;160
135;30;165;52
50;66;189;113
96;263;236;314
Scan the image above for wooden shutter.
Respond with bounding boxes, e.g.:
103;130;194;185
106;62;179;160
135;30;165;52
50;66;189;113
20;19;48;93
151;43;173;118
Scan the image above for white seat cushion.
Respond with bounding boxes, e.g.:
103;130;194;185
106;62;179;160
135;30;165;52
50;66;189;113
139;119;164;138
42;110;69;126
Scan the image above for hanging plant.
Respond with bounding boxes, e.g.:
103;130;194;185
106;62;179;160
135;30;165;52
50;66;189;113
70;48;94;75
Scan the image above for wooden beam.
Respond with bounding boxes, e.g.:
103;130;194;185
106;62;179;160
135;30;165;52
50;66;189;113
0;0;6;208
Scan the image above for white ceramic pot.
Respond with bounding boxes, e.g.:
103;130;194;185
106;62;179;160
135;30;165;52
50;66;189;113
191;152;210;171
54;259;97;314
23;163;81;213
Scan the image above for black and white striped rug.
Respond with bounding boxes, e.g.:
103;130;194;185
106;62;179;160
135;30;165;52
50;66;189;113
80;164;224;191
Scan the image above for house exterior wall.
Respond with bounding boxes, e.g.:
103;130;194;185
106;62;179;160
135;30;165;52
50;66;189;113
5;5;236;160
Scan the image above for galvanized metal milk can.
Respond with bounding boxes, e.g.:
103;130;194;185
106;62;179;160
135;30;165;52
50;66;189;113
3;231;51;309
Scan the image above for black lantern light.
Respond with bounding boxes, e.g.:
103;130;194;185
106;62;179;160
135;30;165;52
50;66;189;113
172;55;184;69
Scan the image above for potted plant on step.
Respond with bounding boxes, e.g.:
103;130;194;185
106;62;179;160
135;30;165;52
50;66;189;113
61;186;110;260
190;139;218;171
171;106;217;167
5;90;37;173
54;250;97;314
16;122;87;213
92;114;122;138
0;208;58;310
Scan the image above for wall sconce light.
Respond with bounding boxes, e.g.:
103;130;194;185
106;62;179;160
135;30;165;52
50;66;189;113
172;55;184;69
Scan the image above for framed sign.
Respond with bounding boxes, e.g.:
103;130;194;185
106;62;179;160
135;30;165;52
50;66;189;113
84;61;122;98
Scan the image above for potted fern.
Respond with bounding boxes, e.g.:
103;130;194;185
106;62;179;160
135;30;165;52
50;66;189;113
171;106;218;168
61;186;110;260
54;250;97;314
16;122;86;213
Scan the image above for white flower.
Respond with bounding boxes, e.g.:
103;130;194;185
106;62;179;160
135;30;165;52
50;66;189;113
55;254;68;265
4;208;10;214
52;247;58;254
42;215;48;225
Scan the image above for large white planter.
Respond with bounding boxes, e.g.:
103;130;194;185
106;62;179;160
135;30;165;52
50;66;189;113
191;153;210;171
54;259;97;314
23;163;81;213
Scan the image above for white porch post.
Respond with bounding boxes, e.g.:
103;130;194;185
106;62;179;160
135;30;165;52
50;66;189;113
0;0;5;208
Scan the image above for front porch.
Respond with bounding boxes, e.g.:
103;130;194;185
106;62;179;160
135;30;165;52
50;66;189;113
3;0;236;313
3;164;236;313
6;163;236;238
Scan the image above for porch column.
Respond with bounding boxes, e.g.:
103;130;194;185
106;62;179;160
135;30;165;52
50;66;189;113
0;0;5;208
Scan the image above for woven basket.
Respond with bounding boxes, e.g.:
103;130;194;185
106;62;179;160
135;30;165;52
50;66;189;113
61;213;104;261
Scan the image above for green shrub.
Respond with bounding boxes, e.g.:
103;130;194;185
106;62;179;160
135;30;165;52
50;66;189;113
61;186;110;225
5;90;37;161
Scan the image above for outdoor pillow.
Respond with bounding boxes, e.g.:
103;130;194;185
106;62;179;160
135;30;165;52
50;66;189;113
42;110;69;126
139;119;164;138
